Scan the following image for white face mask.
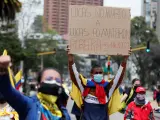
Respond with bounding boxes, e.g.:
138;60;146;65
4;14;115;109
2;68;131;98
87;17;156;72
93;74;103;83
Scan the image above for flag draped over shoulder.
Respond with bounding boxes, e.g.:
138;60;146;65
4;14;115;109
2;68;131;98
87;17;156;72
70;62;126;115
2;49;22;89
108;88;123;115
70;75;123;115
70;74;86;109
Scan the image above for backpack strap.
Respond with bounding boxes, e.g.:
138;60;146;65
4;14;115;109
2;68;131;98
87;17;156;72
126;88;134;104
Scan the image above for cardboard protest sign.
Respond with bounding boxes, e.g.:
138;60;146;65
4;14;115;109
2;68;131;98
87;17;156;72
68;5;131;55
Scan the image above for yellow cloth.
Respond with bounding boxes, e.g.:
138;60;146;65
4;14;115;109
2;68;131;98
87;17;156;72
37;92;62;117
0;107;19;120
70;74;87;109
2;50;15;87
2;50;23;87
108;88;123;115
70;82;83;109
15;70;22;84
70;73;123;115
79;74;87;85
119;88;134;110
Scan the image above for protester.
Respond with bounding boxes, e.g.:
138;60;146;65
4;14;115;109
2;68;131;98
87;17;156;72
0;61;19;120
0;55;71;120
124;86;155;120
67;46;130;120
120;78;141;112
154;84;160;112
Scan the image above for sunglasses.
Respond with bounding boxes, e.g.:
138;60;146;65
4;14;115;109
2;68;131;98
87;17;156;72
94;72;103;74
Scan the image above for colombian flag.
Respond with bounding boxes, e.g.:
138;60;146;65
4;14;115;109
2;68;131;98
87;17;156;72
2;50;15;88
2;50;22;90
70;74;85;109
108;88;123;115
15;70;22;90
70;62;126;116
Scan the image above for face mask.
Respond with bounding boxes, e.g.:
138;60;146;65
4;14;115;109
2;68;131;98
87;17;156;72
136;93;145;100
135;93;145;105
38;81;63;96
93;74;103;83
134;85;140;90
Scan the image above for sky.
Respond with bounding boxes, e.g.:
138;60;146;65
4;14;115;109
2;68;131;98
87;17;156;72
104;0;142;18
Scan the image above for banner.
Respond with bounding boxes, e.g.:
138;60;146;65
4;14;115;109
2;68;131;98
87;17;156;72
68;5;131;55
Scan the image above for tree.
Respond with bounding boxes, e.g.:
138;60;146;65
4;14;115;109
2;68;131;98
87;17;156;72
110;16;159;86
24;36;84;77
0;0;22;21
17;0;41;42
0;24;24;72
130;16;159;85
32;15;43;33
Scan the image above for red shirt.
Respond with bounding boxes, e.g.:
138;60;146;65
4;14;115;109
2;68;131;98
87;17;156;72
124;101;155;120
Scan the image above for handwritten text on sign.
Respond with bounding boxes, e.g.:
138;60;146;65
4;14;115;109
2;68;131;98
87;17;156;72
68;5;131;55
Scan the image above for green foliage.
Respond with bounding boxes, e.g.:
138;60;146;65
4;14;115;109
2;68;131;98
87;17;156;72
32;15;43;33
131;16;158;47
110;16;159;85
0;0;22;21
130;16;159;85
0;27;23;69
24;36;84;75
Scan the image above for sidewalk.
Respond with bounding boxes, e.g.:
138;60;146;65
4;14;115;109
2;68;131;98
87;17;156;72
146;90;158;108
151;100;158;109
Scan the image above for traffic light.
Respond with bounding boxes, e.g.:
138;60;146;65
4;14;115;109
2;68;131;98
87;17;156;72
108;61;110;72
146;41;150;53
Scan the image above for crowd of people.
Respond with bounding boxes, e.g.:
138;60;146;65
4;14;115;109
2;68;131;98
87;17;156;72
0;46;158;120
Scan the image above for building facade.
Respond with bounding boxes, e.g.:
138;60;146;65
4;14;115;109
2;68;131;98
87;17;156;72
142;0;160;41
43;0;103;35
156;0;160;40
142;0;158;28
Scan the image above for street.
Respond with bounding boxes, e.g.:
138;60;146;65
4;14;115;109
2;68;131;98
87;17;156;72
66;91;160;120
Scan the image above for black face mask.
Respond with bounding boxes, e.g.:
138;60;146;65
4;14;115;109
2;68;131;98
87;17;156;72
134;85;141;90
0;93;6;104
38;82;64;96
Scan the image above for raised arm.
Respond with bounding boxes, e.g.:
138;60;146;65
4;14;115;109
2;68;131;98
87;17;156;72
67;46;85;93
67;47;78;87
0;56;32;118
108;53;130;99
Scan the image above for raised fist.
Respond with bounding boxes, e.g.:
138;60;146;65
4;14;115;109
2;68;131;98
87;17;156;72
0;55;11;68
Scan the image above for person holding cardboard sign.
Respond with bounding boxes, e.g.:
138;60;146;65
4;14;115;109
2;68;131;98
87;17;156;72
67;45;131;120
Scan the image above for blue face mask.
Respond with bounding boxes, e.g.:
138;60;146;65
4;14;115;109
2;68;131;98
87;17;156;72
93;74;103;83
